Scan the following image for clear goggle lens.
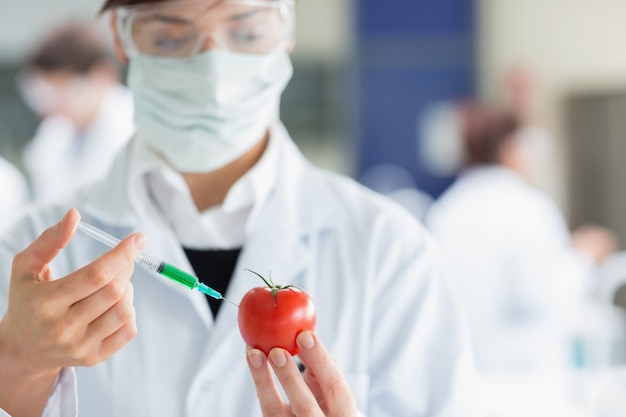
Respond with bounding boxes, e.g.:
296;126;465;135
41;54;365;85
117;0;294;57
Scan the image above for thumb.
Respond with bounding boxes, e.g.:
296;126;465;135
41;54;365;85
15;209;80;282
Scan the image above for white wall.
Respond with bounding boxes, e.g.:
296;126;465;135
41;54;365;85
0;0;109;62
291;0;352;62
478;0;626;212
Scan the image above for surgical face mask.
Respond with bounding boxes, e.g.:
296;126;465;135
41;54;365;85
127;48;293;172
16;71;99;120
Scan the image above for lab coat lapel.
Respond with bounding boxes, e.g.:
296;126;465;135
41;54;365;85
137;213;213;327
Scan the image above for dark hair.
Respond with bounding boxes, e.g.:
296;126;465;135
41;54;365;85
101;0;169;12
100;0;283;12
24;22;111;74
458;102;521;165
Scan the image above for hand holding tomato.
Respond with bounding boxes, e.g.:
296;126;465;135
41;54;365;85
246;332;358;417
238;270;316;355
240;271;357;416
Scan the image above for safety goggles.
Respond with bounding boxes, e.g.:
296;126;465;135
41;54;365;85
116;0;295;58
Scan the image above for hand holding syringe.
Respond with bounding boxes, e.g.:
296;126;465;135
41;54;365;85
77;221;238;306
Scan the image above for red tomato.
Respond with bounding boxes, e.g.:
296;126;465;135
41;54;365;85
238;270;316;356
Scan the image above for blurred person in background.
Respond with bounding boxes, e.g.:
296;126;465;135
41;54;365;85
16;21;134;202
0;156;29;233
426;102;617;374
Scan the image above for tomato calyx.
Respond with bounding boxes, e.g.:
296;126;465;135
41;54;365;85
245;269;299;306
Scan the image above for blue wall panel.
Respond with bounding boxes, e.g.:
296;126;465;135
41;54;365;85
354;0;476;198
358;67;474;194
358;0;474;34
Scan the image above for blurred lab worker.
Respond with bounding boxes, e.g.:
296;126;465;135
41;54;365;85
0;1;475;416
0;156;29;233
17;22;134;202
426;103;616;374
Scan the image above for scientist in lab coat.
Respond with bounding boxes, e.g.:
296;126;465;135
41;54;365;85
427;102;616;373
0;1;474;416
17;22;134;202
0;156;29;233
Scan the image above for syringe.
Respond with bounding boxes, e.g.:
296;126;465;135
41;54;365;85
76;220;238;306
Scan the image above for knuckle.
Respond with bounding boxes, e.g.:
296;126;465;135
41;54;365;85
278;369;300;387
326;376;350;403
123;247;136;263
38;227;56;247
81;353;101;368
68;339;101;367
11;251;25;271
250;369;267;386
104;280;126;303
86;264;110;287
50;319;76;348
36;298;56;321
53;328;73;349
121;318;138;341
113;301;134;323
260;405;283;417
297;403;318;417
117;242;136;263
66;339;89;362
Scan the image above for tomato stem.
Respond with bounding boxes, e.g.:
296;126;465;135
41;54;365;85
245;269;274;288
245;269;299;306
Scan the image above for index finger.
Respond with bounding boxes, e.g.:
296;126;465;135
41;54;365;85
51;232;146;306
13;209;80;278
295;332;356;414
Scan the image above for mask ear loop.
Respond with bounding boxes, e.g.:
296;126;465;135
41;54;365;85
117;10;140;58
258;0;295;57
15;70;59;115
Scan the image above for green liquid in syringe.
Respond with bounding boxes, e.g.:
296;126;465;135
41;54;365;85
158;262;223;300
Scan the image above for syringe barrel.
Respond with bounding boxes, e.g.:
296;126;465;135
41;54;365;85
136;254;196;290
158;263;198;290
135;252;165;274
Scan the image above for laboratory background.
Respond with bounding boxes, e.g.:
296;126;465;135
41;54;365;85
3;0;626;416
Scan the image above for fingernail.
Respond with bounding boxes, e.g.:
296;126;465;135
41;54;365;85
247;349;265;369
134;234;147;251
298;331;315;350
269;349;287;367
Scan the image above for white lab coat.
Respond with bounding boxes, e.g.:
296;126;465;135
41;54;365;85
22;84;134;202
0;156;29;233
0;124;474;417
426;166;591;373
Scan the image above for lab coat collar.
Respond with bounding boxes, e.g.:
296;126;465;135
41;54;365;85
460;165;526;185
81;138;145;227
82;121;340;237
